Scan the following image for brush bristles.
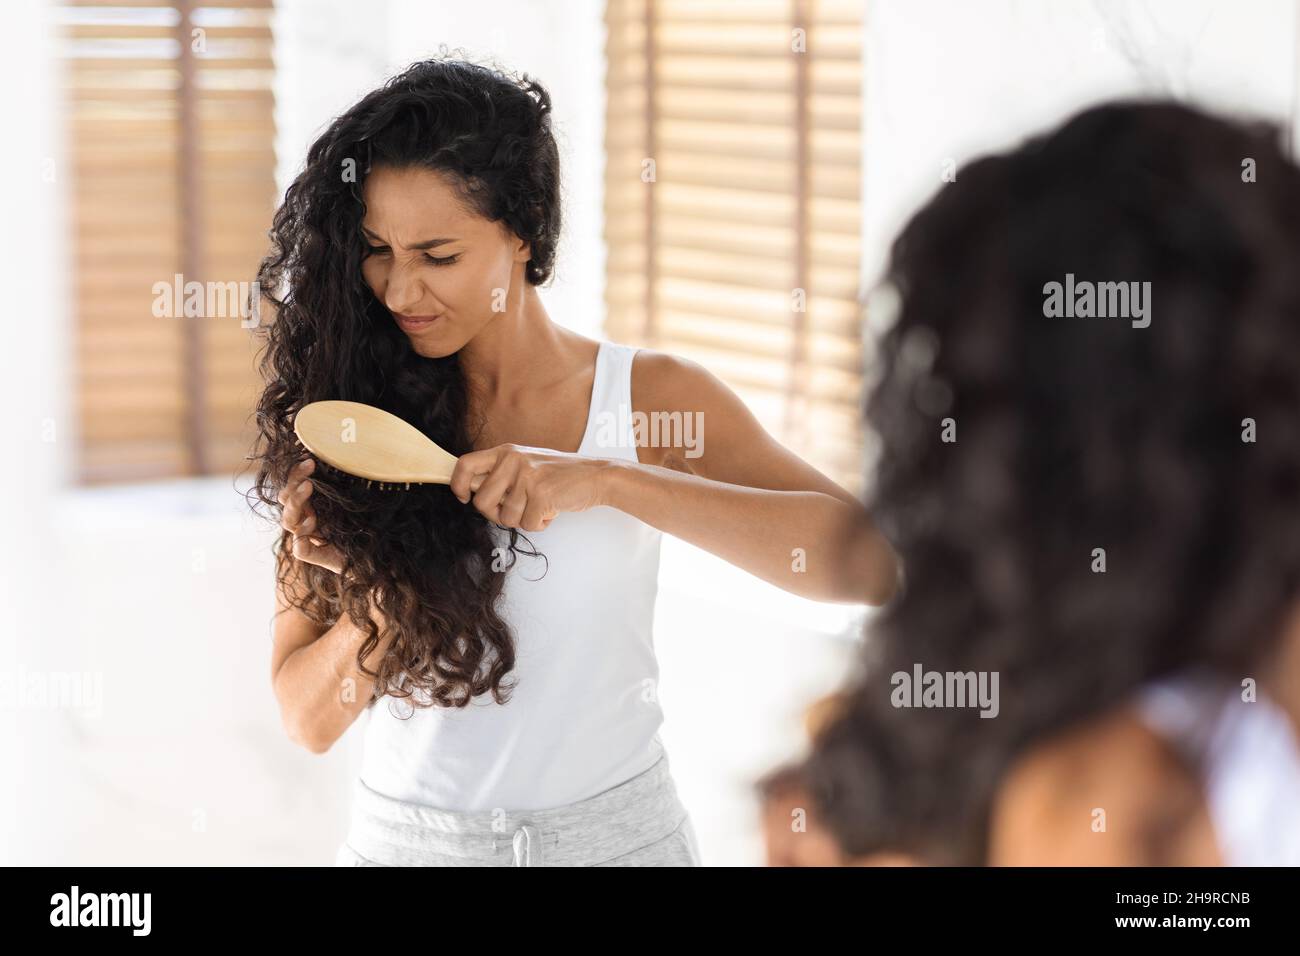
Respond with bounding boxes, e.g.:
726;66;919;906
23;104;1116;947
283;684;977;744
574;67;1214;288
292;440;421;492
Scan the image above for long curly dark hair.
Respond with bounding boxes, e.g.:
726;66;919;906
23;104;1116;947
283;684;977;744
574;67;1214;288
244;56;562;709
795;101;1300;863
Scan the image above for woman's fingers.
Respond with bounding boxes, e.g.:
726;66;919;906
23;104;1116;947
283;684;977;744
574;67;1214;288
498;487;528;528
281;479;312;531
279;460;317;533
299;491;317;533
275;457;341;573
471;456;521;517
277;459;312;505
279;457;314;495
519;497;552;533
450;447;499;502
291;533;343;574
454;447;555;529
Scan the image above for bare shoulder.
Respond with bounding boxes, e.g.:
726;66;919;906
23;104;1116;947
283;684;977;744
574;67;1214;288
624;345;864;510
989;705;1221;865
626;346;761;472
628;347;719;405
625;347;720;470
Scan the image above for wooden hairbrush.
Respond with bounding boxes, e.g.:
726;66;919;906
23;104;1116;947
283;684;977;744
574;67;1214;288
293;400;459;489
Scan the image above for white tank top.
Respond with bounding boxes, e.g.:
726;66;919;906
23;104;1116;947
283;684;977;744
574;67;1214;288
357;340;667;812
1138;671;1300;865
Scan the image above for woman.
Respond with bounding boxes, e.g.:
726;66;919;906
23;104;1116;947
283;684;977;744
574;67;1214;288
248;57;899;867
764;101;1300;866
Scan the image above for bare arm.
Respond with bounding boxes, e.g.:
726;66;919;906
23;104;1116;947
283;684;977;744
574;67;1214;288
600;463;892;603
609;351;899;605
450;350;900;604
270;561;394;754
269;456;395;754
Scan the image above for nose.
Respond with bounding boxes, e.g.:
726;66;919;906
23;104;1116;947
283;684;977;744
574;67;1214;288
382;259;434;316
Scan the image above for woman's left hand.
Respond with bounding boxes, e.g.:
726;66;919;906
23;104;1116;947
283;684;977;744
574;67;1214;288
449;444;612;532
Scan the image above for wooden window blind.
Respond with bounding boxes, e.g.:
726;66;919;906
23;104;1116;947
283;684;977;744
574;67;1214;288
604;0;866;497
60;0;276;484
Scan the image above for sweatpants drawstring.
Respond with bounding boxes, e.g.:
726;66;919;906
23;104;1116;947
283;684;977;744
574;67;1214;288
512;823;542;866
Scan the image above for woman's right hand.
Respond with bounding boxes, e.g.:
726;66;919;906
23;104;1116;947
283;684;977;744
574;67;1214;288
279;457;345;575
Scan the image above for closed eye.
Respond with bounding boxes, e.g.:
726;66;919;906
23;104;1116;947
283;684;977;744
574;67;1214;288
364;245;458;267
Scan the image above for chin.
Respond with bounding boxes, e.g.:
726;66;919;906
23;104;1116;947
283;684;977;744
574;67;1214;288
410;340;458;359
405;331;467;359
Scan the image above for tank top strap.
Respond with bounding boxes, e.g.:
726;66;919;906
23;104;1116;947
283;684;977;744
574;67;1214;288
582;341;640;462
1137;671;1300;865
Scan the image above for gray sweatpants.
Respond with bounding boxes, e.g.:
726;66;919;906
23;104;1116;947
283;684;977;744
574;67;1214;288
334;752;702;866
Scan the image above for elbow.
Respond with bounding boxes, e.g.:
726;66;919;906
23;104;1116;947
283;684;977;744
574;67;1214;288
861;560;901;607
284;715;335;754
848;526;902;607
276;690;337;754
303;737;335;755
862;585;895;608
291;725;334;755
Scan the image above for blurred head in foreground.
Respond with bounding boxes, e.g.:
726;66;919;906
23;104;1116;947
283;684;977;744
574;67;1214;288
764;100;1300;865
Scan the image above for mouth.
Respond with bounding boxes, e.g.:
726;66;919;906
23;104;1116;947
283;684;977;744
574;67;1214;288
395;313;444;333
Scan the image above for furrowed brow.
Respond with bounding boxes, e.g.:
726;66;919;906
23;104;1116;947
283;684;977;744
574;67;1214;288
361;225;457;249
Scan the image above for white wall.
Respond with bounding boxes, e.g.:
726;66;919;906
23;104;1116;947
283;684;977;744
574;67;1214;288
862;0;1300;291
0;0;70;864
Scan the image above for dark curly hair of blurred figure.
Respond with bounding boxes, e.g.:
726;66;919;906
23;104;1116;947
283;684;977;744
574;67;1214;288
242;56;561;709
793;100;1300;864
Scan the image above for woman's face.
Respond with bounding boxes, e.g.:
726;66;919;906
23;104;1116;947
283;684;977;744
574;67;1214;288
360;164;531;358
